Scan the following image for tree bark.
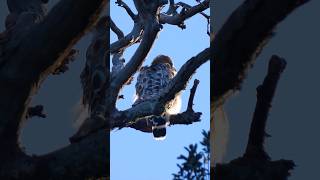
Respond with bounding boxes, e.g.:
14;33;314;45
0;0;109;179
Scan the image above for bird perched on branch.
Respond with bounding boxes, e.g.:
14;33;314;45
133;55;181;140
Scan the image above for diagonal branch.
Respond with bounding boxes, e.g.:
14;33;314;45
244;55;287;160
176;2;210;20
159;0;209;28
110;17;124;39
212;0;309;109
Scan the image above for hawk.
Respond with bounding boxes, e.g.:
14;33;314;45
133;55;181;140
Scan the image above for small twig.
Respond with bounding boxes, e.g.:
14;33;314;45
244;55;287;160
26;105;46;118
110;16;126;76
187;79;200;111
115;0;137;21
110;17;124;39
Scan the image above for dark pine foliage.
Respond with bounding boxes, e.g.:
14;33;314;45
173;130;210;180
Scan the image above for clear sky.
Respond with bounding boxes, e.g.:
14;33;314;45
110;1;210;180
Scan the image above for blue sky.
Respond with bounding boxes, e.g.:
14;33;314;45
110;1;210;180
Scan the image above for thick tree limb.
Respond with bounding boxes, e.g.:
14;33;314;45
0;0;108;178
211;0;309;109
1;130;108;179
160;48;209;105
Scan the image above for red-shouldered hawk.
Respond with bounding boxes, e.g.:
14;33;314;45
133;55;181;140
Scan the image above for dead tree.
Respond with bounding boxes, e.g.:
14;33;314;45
0;0;210;179
211;0;310;179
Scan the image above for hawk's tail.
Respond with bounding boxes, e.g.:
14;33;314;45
151;116;168;140
212;106;229;165
72;98;89;130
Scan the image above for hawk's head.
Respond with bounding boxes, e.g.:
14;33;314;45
151;55;173;67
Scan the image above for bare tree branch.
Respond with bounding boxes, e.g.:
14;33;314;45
244;55;286;160
110;17;124;39
214;56;294;180
115;0;137;20
109;22;143;54
159;0;209;28
187;79;200;111
166;0;178;15
176;2;210;20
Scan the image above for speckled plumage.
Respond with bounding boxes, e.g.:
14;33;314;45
133;56;181;140
133;63;176;105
